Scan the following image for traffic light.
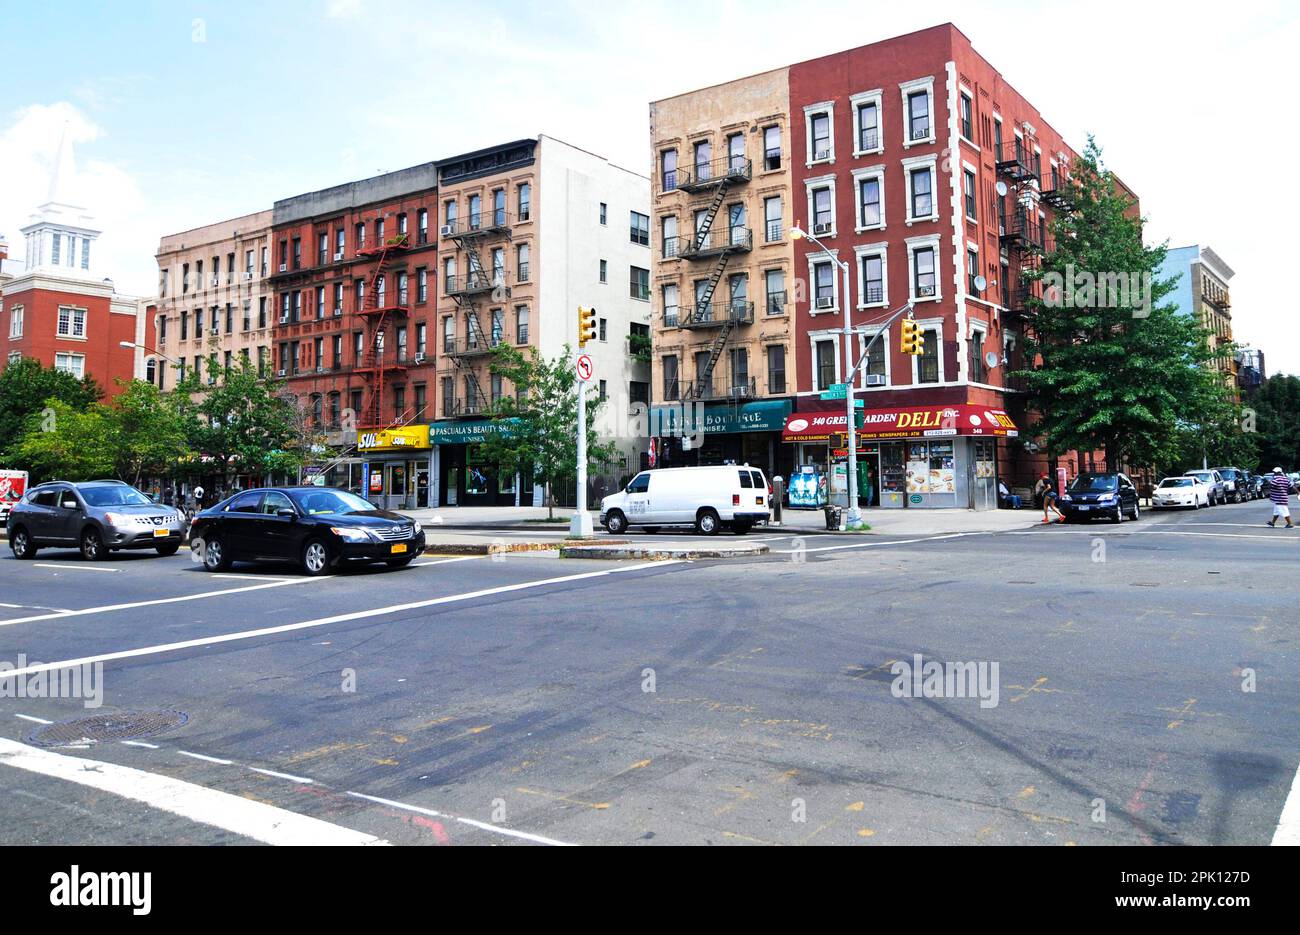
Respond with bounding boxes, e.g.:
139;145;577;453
578;306;597;347
900;317;925;356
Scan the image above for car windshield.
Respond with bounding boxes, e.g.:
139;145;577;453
288;489;377;515
1158;478;1193;488
79;486;152;507
1067;474;1118;492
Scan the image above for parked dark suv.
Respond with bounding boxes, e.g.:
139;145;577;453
1209;467;1247;503
6;480;186;560
1058;472;1141;523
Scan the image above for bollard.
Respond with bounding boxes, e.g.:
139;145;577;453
771;475;784;526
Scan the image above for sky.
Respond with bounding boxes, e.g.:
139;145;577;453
2;0;1296;374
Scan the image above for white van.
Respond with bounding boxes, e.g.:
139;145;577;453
599;465;770;535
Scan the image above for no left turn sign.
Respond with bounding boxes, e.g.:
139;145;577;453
576;354;593;382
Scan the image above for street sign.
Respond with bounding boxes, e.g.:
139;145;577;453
576;354;593;382
820;383;847;400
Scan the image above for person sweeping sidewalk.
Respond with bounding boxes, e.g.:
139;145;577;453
1266;467;1295;528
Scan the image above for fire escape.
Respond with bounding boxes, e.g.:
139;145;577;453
996;139;1045;327
673;154;753;401
353;233;412;428
442;208;511;416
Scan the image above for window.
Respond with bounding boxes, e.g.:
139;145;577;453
415;322;426;357
599;202;607;225
56;306;87;338
444;258;455;294
54;351;85;378
907;89;930;142
444;200;458;230
661;215;678;258
728;203;747;246
51;233;61;265
909;166;933;220
813;261;835;308
598;317;608;342
417;209;428;244
180;311;188;340
918;328;940;383
727;132;745;171
692;140;711;180
662;283;679;327
763;125;781;170
809;110;832;161
354;221;366;250
860;252;885;305
492;190;506;226
397;271;409;306
397;212;408;236
662;354;679;400
811;185;834;232
333;334;343;368
293;291;303;322
516;243;530;282
729;347;748;393
260;247;268;276
854;95;881;153
862;331;886;384
317;232;328;265
489;310;502;346
8;305;22;338
515;306;529;344
967;246;981;295
912;246;937;299
630;211;650;246
629;381;649;405
660;149;677;191
598;379;607;401
517;183;531;222
763;196;782;242
182;262;190;293
7;350;21;366
858;175;882;228
815;339;837;391
375;217;385;243
970;327;987;383
766;344;786;394
292;238;301;270
315;286;325;319
158;314;167;342
960;93;973;141
443;316;455;352
599;259;608;283
242;301;251;331
964;168;978;221
629;266;650;301
765;269;786;315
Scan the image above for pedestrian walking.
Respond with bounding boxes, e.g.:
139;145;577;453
1040;473;1064;523
193;484;205;509
1265;467;1295;528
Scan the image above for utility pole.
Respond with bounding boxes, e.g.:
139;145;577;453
570;307;597;537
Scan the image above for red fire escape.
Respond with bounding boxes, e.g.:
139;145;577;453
353;233;411;428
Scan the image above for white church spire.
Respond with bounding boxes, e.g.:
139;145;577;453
20;122;100;278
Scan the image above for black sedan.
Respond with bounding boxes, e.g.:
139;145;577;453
1058;471;1141;523
190;487;426;576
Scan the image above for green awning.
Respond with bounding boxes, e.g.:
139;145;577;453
648;399;791;436
429;418;518;445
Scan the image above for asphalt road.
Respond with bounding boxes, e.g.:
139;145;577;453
1;498;1296;846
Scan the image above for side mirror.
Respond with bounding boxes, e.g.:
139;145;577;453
276;508;297;520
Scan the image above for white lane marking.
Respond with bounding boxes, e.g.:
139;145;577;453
0;738;388;846
1273;758;1300;845
1007;529;1295;542
32;563;119;573
178;750;233;765
0;576;322;628
0;561;685;681
249;766;314;784
770;532;981;554
14;714;53;724
409;557;481;568
344;790;574;846
120;740;159;749
210;573;295;581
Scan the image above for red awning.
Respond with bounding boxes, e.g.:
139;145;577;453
782;405;1018;442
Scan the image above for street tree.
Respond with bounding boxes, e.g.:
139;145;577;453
0;358;102;462
478;343;619;519
101;379;192;486
1016;138;1218;472
1248;374;1300;470
10;399;113;480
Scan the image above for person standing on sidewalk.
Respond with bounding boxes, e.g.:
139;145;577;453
1266;467;1295;528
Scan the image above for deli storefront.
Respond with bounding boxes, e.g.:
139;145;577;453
781;404;1018;510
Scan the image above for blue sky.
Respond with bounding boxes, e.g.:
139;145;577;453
3;0;1296;374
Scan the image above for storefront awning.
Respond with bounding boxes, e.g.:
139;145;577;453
782;405;1018;442
648;399;791;436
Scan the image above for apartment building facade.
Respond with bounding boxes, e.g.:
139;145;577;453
1159;244;1237;398
648;68;799;480
154;210;275;393
431;136;651;507
268;165;440;510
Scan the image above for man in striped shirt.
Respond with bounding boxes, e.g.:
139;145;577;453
1266;467;1295;528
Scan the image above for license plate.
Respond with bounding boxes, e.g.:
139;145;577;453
391;543;407;554
153;528;169;538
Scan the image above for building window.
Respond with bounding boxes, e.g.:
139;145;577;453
315;286;325;319
808;109;832;162
858;175;882;229
727;132;745;172
763;125;781;170
661;215;678;258
970;327;987;383
763;196;782;242
729;347;748;394
417;209;428;244
964;168;978;221
662;354;679;400
862;332;886;385
599;259;608;283
813;261;835;309
765;269;786;315
960;93;973;141
766;344;786;394
908;167;933;220
660;149;677;191
815;339;837;391
630;211;650;246
629;381;649;405
860;252;885;306
517;183;531;222
918;328;940;383
912;245;937;299
599;202;607;225
515;306;529;344
853;94;881;154
55;351;85;378
907;89;930;142
629;266;649;301
811;185;834;234
56;306;87;338
692;140;711;181
317;232;328;266
8;305;22;338
662;283;679;327
967;246;981;295
516;243;530;281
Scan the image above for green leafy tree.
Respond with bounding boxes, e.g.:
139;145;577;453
1016;138;1218;472
1249;374;1300;471
101;380;193;486
478;343;618;519
10;399;113;480
0;358;102;462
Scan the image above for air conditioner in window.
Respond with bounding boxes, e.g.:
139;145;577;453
316;365;324;373
814;148;831;161
439;225;455;237
912;127;930;141
210;275;219;287
333;306;342;317
813;223;832;236
279;314;290;323
243;271;253;281
276;368;286;377
333;251;344;261
815;297;834;310
278;263;287;272
414;353;426;364
863;374;887;387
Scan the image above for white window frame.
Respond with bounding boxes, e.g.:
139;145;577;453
807;330;842;391
56;306;88;340
963;161;979;222
855;324;890;390
899;76;936;149
959;88;975;144
803;102;836;166
7;350;21;365
902;154;939;225
968;322;990;385
850;89;884;157
806;252;842;316
909;317;944;384
54;351;86;378
8;305;22;339
906;234;942;304
854;243;889;310
851;165;886;233
804;174;838;238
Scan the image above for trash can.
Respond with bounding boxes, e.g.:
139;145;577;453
824;505;842;530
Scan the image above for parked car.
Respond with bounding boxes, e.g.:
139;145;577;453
6;480;186;561
1183;469;1226;505
1210;467;1248;503
600;465;771;535
1059;472;1141;523
190;486;425;576
1152;475;1210;510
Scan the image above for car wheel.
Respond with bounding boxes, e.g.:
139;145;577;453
10;526;37;560
202;535;231;572
643;526;660;535
696;508;720;536
155;543;180;557
732;522;752;535
1129;501;1141;521
604;510;627;535
81;528;108;561
1110;504;1123;524
301;538;331;576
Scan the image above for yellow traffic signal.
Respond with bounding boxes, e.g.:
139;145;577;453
578;306;597;348
912;324;925;357
900;317;924;355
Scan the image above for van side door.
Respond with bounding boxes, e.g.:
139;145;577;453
625;472;651;524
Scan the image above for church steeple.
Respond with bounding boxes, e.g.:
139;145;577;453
20;122;100;278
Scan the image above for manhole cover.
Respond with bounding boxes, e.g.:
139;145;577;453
26;709;188;747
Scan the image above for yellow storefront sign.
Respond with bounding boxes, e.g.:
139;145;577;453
356;425;431;452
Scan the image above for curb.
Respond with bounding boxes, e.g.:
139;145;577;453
559;542;770;561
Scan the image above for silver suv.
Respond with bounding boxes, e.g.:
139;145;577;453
6;480;186;561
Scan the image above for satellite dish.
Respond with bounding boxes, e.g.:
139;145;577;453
985;350;1000;369
995;181;1009;197
973;275;987;292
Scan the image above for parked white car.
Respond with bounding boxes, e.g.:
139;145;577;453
600;465;770;535
1152;475;1209;510
1183;469;1225;505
